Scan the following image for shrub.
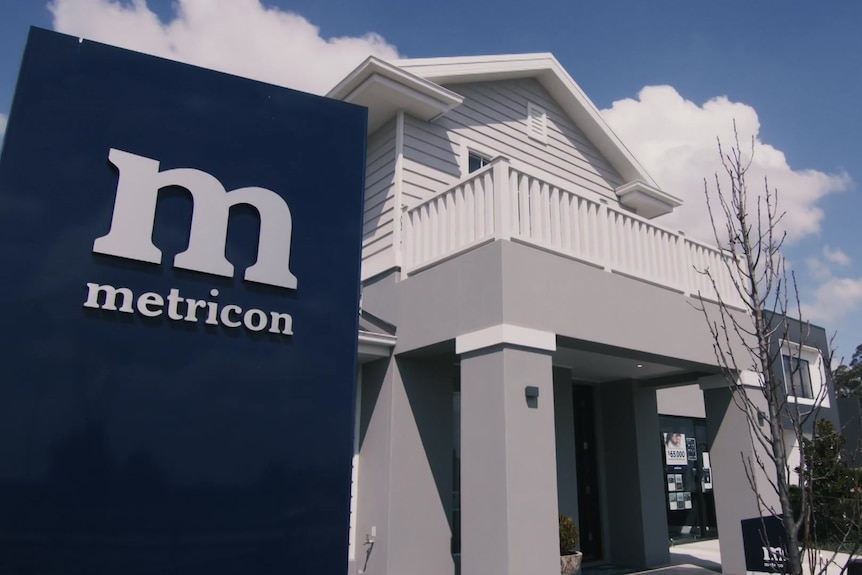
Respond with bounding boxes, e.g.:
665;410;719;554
559;514;580;554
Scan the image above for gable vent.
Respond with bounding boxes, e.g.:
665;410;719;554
526;102;547;143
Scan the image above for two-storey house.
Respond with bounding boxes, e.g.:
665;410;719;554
336;54;841;575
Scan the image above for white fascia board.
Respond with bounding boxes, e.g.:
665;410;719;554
456;324;556;355
615;180;682;207
615;179;683;218
397;53;663;190
396;53;558;84
358;330;397;349
357;330;397;362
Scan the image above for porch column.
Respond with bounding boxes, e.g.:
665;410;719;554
457;325;559;575
597;379;669;568
701;374;781;575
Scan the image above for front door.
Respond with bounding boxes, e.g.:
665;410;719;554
572;384;603;560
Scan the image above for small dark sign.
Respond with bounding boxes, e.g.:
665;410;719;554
741;515;788;573
686;437;698;461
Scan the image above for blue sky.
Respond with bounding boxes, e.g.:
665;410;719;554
1;0;861;359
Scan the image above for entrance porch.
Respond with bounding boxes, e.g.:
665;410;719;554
350;334;749;575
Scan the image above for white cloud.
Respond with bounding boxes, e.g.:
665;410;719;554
601;86;851;244
802;276;862;323
806;246;852;282
48;0;400;95
806;257;832;282
822;245;851;266
800;244;862;322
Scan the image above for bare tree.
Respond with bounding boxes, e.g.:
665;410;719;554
694;122;849;575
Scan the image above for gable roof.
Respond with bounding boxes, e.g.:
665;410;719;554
396;53;661;190
329;53;681;217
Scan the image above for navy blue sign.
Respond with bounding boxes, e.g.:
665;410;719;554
741;515;789;573
0;28;366;574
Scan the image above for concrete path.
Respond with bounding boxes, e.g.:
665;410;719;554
653;538;857;575
668;539;722;572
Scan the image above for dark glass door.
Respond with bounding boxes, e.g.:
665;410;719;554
572;384;602;560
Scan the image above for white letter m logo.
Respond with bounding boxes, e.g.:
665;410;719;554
93;149;297;289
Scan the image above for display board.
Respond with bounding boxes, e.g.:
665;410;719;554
0;28;366;574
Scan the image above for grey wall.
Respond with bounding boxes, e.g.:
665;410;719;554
361;241;505;353
362;240;749;372
354;357;455;575
598;380;669;568
704;385;780;575
387;358;455;575
656;384;706;418
355;359;394;575
499;241;751;369
554;367;579;526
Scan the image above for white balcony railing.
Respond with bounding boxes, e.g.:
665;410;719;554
402;158;746;309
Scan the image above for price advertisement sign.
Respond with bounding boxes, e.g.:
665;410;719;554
664;432;688;466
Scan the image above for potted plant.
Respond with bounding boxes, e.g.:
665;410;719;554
559;514;582;575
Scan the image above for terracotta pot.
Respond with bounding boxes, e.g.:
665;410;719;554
561;551;583;575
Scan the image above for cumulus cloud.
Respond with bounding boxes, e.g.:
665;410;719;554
48;0;400;94
806;257;832;283
800;246;862;322
823;245;851;267
807;246;851;282
802;276;862;323
601;86;851;244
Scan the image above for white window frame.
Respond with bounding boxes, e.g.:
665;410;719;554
458;138;499;178
779;340;830;407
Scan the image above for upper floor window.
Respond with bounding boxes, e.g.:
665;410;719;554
782;355;814;399
468;151;491;174
779;341;829;406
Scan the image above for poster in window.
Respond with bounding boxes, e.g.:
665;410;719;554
667;474;677;491
702;452;713;490
683;492;692;509
686;437;698;461
664;432;688;466
674;474;684;491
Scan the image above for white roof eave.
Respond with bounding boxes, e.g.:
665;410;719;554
328;57;464;134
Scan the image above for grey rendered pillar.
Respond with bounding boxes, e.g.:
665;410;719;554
702;376;781;575
459;338;559;575
598;380;669;568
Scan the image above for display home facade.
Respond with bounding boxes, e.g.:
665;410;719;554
334;54;841;575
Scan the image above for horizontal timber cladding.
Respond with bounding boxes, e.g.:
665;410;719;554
401;77;624;208
402;115;461;204
363;119;398;276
